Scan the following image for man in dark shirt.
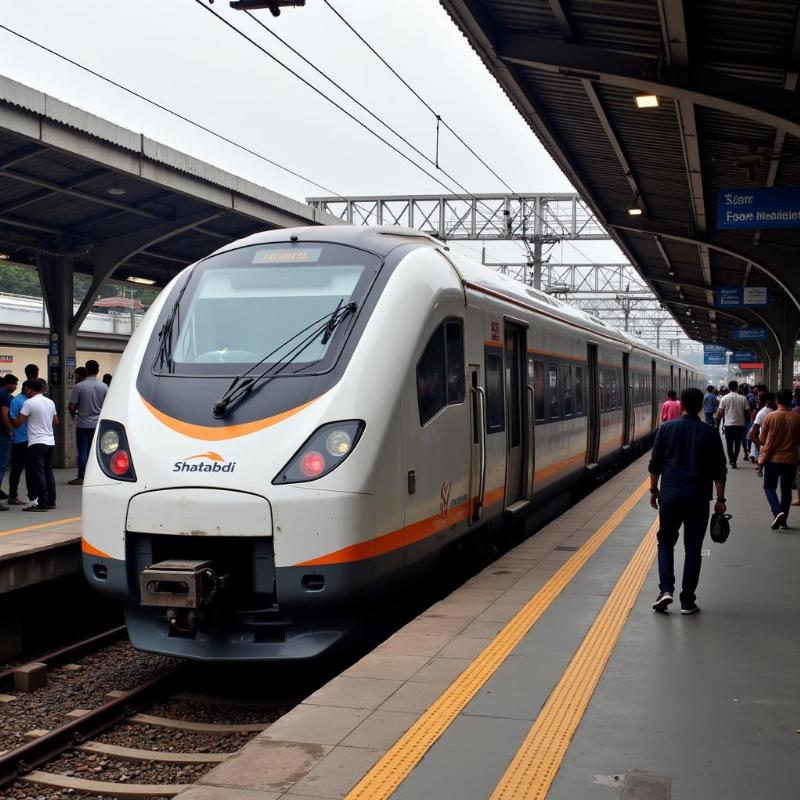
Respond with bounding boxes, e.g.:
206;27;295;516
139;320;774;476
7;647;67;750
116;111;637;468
648;387;727;615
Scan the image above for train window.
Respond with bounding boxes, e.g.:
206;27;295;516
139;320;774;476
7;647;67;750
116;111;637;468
609;369;619;409
562;364;573;416
532;360;546;422
548;363;560;418
417;325;447;425
575;366;584;414
445;321;465;404
485;351;505;433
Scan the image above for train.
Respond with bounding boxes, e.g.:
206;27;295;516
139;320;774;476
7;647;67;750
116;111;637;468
81;226;699;661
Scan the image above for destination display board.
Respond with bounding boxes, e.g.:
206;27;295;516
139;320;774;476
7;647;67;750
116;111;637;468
714;287;769;308
733;328;768;341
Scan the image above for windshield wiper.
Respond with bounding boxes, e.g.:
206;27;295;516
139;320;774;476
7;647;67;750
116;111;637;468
155;273;194;372
212;300;357;419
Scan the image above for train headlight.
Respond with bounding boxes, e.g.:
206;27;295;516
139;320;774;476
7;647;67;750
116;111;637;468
96;420;137;482
325;429;352;457
273;420;365;485
99;429;120;456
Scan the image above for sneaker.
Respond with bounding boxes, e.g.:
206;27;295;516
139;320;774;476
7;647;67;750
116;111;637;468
7;497;24;505
0;504;9;512
67;478;83;486
652;591;673;612
23;505;47;512
771;512;786;530
681;605;700;615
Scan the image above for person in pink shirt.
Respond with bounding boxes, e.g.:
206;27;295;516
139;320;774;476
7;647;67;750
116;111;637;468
661;390;682;422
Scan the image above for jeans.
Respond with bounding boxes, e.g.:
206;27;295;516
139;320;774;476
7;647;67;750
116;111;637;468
657;498;710;608
762;462;796;519
9;441;31;500
704;412;715;426
724;425;745;464
743;417;752;455
27;443;56;508
76;426;95;480
0;432;10;490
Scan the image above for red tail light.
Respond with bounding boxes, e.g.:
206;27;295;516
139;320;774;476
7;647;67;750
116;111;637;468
110;450;131;476
299;451;325;478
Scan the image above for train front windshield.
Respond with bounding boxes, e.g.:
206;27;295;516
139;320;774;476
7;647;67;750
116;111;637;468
169;243;380;372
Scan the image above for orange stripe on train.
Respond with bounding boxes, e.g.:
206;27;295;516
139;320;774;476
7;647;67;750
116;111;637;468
140;395;318;441
82;539;112;559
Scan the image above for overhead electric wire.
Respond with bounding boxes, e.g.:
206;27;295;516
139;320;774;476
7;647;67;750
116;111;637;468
193;0;489;206
242;9;487;204
0;22;341;196
321;0;516;194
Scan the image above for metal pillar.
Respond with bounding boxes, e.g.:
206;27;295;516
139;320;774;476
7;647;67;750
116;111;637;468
37;253;77;469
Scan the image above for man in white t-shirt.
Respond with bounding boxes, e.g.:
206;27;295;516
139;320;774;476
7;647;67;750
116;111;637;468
750;392;775;477
13;378;59;511
716;380;750;468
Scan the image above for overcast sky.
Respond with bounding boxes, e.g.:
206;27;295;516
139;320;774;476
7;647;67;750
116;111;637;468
0;0;625;264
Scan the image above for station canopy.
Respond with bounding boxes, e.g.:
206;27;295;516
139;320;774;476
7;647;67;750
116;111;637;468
0;76;339;291
441;0;800;377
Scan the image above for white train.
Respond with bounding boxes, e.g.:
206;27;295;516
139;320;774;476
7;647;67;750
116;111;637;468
81;226;698;660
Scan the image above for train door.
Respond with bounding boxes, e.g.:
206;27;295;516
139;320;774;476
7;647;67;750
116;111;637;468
468;366;485;522
622;353;632;448
651;360;657;431
586;343;600;466
504;322;528;511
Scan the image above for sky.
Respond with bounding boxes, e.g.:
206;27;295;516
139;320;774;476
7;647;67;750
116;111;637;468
0;0;627;267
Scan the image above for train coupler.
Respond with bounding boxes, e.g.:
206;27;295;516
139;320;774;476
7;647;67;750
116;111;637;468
139;559;225;611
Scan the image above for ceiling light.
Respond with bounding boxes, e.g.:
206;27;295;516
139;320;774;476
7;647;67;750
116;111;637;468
0;252;9;260
685;309;692;316
635;94;660;109
628;207;643;216
127;276;156;285
107;183;126;196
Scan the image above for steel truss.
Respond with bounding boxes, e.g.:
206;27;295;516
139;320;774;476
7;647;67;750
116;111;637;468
306;194;608;241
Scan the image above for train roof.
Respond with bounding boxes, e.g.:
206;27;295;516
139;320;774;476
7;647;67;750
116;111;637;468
208;225;696;372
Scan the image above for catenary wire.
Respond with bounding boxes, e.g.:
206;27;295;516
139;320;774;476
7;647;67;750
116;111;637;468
242;9;490;204
0;22;341;197
193;0;492;206
321;0;516;194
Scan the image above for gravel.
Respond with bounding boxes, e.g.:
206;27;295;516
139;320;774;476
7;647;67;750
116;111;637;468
98;722;253;754
0;642;179;752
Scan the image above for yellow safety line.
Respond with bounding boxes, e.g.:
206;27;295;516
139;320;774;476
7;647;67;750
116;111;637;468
491;518;659;800
346;477;651;800
0;515;81;538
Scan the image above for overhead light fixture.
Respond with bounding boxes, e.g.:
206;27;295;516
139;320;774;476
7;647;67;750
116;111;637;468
635;94;660;109
127;276;156;285
107;182;126;196
0;252;9;260
685;309;692;316
628;206;643;216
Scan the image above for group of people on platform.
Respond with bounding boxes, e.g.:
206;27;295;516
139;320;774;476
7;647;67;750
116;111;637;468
0;360;110;512
650;379;800;617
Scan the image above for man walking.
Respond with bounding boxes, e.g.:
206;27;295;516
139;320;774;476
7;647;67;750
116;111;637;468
8;381;33;505
67;359;108;486
649;387;727;615
717;379;750;467
703;385;718;426
758;389;800;530
13;379;58;512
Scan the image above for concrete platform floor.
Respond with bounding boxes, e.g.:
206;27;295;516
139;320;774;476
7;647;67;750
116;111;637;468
182;453;800;800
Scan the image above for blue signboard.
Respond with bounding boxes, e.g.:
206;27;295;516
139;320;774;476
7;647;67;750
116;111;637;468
717;188;800;230
703;343;726;354
714;286;769;308
730;350;757;363
733;327;768;341
704;354;727;365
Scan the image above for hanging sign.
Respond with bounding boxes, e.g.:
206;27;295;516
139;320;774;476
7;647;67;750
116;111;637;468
738;362;764;370
714;287;769;308
733;327;768;341
703;343;726;353
704;353;727;365
717;187;800;230
730;350;757;363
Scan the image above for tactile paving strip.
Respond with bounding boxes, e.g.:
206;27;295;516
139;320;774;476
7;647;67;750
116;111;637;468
490;518;659;799
346;477;651;800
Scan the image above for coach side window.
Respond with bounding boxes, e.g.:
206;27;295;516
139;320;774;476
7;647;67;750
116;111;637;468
562;364;573;416
575;366;584;414
485;351;505;432
417;320;464;425
548;363;559;418
532;360;546;422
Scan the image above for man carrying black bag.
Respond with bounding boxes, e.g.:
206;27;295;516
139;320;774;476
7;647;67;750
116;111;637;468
649;387;728;615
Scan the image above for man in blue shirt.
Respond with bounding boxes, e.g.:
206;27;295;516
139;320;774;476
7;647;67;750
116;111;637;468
702;385;718;426
8;381;32;504
648;387;727;615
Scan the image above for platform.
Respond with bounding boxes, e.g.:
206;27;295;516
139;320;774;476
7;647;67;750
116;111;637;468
182;451;800;800
0;469;82;595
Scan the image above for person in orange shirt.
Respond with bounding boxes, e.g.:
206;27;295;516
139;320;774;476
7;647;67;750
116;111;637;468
759;389;800;530
660;390;681;422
